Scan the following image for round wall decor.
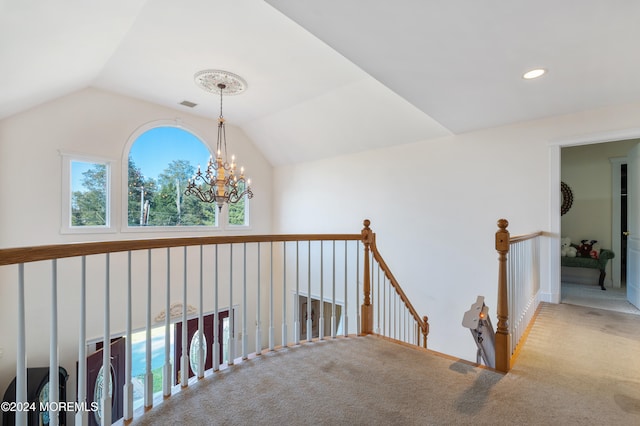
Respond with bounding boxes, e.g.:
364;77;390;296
561;181;573;215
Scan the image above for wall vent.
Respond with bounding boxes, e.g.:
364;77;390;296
179;100;197;108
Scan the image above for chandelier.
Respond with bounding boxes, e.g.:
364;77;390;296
185;70;253;211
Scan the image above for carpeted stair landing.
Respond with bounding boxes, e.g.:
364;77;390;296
126;302;640;425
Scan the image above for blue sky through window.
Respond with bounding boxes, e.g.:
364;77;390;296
130;127;212;181
71;161;95;192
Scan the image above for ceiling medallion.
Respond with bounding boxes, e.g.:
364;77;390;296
194;69;248;96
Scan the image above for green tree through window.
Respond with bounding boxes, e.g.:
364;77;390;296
128;157;156;226
72;162;107;226
127;126;219;227
228;181;246;225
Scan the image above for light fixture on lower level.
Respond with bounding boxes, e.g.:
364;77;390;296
522;68;547;80
185;70;254;211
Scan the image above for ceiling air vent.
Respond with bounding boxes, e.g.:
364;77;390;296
179;100;197;108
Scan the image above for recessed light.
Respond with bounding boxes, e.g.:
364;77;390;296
523;68;546;80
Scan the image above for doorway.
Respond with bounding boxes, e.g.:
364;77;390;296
621;163;628;285
86;337;125;426
559;142;640;314
298;295;342;340
174;310;229;385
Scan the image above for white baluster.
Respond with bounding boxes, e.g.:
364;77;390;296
214;245;220;371
124;252;133;420
383;275;387;337
344;241;348;337
145;250;153;407
163;248;172;397
294;241;300;345
76;257;88;426
282;242;288;347
319;242;324;341
356;242;360;337
393;282;396;339
256;243;262;355
50;260;59;426
198;245;204;379
102;254;112;426
307;240;311;342
229;244;235;365
371;257;375;334
181;246;188;387
269;242;275;351
242;243;248;359
331;241;336;339
405;307;408;342
16;264;27;426
376;265;380;335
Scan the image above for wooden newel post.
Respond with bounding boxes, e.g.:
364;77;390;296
361;219;374;335
422;316;429;348
495;218;511;373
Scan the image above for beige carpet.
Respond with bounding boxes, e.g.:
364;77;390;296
562;282;640;315
125;303;640;425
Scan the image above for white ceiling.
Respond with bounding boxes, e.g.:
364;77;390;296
2;0;640;165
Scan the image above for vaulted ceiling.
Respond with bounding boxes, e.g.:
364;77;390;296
2;0;639;165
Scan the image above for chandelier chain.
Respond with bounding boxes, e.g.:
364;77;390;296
184;72;253;211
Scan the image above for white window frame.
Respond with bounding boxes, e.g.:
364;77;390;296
223;191;251;230
122;120;231;233
60;151;115;234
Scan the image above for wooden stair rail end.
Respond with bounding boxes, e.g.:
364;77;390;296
360;219;429;348
495;218;511;373
361;219;374;335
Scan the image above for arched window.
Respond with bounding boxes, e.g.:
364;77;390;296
126;126;218;227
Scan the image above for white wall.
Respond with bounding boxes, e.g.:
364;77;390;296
0;88;273;410
3;85;640;403
273;101;640;361
0;87;272;247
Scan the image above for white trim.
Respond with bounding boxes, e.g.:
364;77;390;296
294;289;346;307
121;118;252;231
545;144;561;303
121;119;218;231
550;127;640;147
550;128;640;303
59;151;116;234
223;190;252;231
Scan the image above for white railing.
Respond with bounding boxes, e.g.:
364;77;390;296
0;220;427;425
495;219;542;372
507;232;541;356
367;232;429;348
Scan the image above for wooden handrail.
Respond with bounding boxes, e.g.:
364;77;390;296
0;221;428;345
510;231;543;244
0;234;361;266
371;238;429;343
4;219;431;422
360;220;429;347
